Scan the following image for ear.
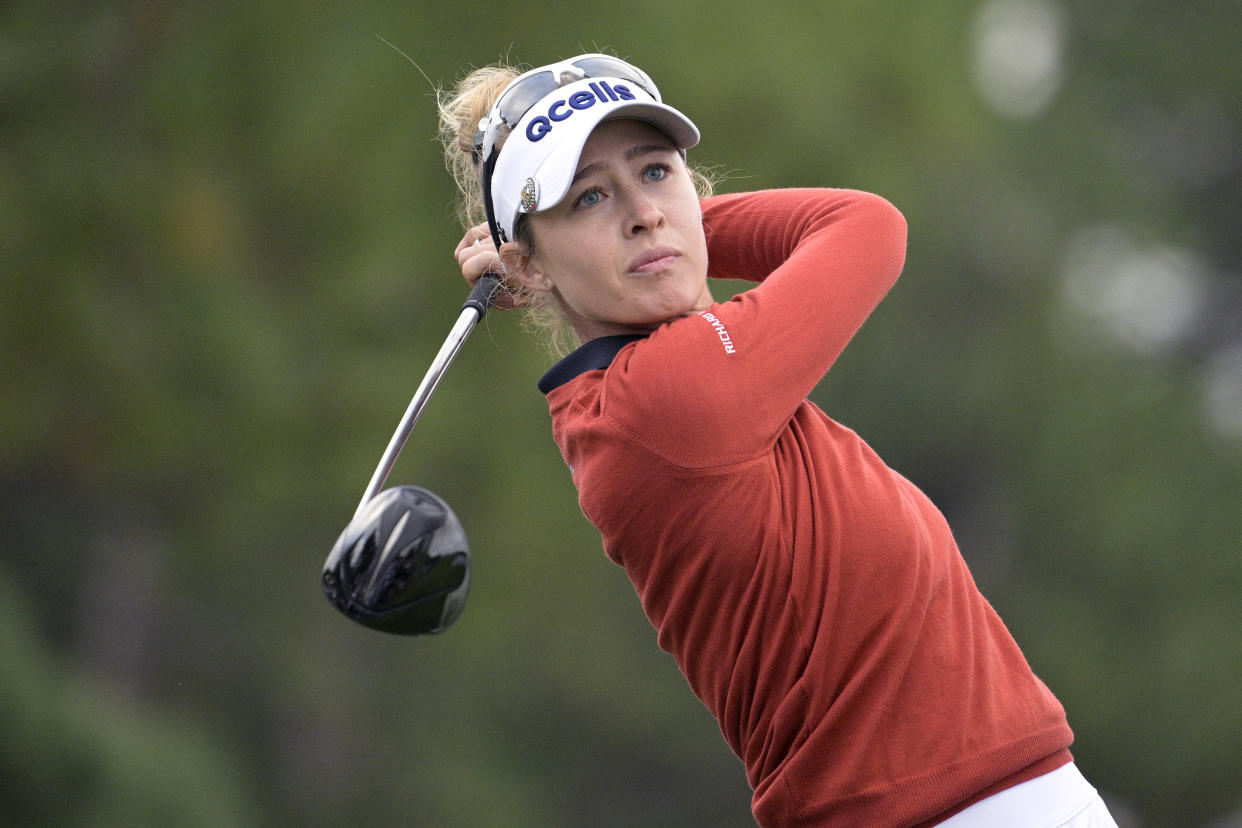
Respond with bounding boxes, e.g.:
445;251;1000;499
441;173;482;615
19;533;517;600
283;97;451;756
499;241;554;294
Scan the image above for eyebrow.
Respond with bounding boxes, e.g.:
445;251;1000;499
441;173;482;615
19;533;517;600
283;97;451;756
571;143;676;185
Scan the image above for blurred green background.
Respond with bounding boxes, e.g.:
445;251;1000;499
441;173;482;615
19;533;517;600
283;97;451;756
3;1;1240;825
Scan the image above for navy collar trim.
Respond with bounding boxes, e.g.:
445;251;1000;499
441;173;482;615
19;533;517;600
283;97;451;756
538;334;648;395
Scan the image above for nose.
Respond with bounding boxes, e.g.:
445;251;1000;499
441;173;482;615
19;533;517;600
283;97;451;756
623;187;665;237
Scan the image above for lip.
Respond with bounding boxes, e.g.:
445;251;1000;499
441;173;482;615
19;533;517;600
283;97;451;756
628;246;680;274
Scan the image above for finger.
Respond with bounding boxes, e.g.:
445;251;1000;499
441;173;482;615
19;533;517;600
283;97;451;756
458;256;519;310
455;242;502;275
454;224;493;258
456;228;502;265
454;239;495;273
461;249;505;284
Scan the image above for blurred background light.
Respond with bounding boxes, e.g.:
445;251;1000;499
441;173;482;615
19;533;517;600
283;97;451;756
971;0;1066;119
1059;224;1207;355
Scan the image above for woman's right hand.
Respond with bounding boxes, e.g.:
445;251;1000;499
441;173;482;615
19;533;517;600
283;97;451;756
453;224;521;310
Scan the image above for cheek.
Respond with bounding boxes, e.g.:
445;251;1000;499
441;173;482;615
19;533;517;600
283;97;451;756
543;250;624;313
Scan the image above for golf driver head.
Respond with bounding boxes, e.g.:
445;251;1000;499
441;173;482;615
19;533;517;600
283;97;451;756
322;485;470;635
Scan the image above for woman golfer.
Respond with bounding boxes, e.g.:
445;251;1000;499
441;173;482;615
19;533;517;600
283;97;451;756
441;53;1117;827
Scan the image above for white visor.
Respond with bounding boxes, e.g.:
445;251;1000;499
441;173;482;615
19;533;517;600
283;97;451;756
489;77;699;241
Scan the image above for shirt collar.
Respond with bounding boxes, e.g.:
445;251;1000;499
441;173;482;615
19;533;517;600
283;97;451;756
538;334;648;394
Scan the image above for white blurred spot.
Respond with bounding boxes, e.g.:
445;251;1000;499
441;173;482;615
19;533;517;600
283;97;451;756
1060;225;1206;354
1202;342;1242;440
972;0;1066;119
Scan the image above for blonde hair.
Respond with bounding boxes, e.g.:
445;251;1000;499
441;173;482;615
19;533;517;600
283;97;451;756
437;58;715;357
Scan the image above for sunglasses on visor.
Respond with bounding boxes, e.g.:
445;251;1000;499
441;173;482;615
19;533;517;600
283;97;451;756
472;54;663;247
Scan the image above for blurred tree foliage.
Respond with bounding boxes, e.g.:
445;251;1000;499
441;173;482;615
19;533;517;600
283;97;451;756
2;1;1239;825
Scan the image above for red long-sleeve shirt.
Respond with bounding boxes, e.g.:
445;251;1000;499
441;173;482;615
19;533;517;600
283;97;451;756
539;188;1072;827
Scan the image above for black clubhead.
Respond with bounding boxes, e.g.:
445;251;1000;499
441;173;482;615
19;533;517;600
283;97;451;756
322;486;470;635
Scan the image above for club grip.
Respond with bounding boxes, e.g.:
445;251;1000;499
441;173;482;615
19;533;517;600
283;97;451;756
463;273;502;316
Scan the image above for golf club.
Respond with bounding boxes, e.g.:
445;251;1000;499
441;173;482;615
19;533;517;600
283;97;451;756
322;274;501;635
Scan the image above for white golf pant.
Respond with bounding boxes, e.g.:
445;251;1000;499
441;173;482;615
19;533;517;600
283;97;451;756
936;763;1118;828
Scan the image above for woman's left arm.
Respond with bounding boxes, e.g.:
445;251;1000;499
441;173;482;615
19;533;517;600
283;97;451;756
608;188;907;465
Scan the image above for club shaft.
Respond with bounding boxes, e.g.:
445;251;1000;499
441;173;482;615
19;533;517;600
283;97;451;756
354;276;499;518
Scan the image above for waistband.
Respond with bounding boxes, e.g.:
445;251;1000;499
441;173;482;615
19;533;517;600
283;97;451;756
935;763;1097;828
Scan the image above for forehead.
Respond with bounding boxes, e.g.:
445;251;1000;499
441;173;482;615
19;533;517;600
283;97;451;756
579;118;676;162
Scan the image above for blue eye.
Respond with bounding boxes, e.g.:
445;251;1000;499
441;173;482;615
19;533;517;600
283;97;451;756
643;164;669;181
575;187;602;207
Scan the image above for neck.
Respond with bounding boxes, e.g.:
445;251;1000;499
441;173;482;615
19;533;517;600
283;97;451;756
559;287;716;344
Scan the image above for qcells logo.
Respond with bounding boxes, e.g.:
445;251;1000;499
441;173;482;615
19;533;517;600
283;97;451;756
526;82;637;142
